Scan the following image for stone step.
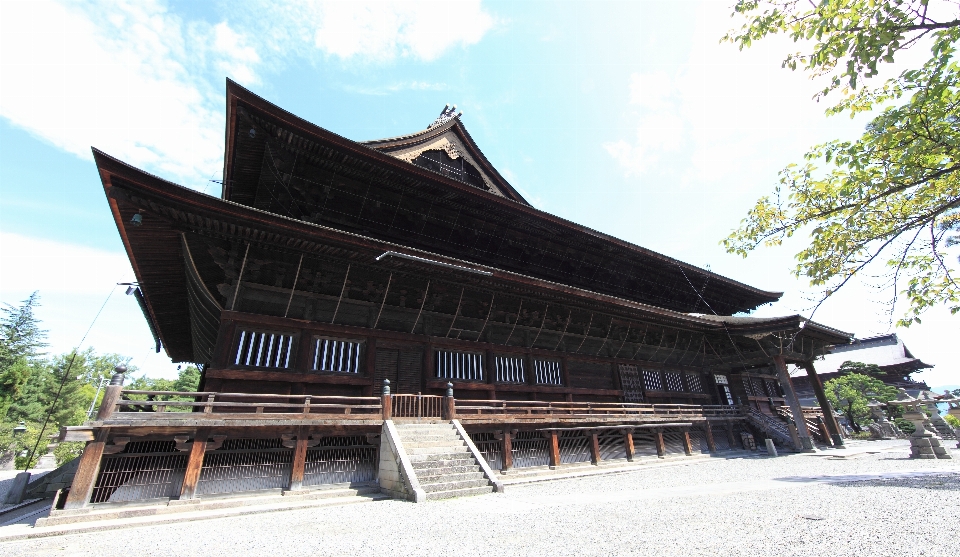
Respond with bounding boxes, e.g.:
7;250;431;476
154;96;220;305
404;444;467;454
394;424;456;432
403;439;467;454
416;471;487;485
412;463;481;474
421;478;491;493
407;452;474;463
424;485;494;501
398;434;462;443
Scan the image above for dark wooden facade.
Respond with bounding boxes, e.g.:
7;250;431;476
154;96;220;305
58;80;854;510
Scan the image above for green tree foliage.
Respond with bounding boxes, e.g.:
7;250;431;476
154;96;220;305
824;372;898;432
124;365;203;412
0;292;46;416
837;360;884;377
722;1;960;325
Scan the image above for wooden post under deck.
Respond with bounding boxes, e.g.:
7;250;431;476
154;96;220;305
179;429;210;500
63;429;109;509
725;420;736;448
623;429;635;462
548;431;560;468
288;434;309;491
704;422;717;453
501;430;513;472
655;430;666;458
589;433;601;465
682;430;693;456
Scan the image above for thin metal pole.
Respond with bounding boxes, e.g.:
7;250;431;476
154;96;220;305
283;254;304;318
410;281;430;334
330;264;351;324
230;243;250;311
373;273;393;330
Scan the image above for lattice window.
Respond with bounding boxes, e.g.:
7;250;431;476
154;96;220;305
495;355;526;383
197;438;292;496
313;337;362;373
751;377;766;397
686;374;703;393
558;430;591;464
764;379;780;398
235;330;294;368
534;359;563;385
642;369;663;391
664;371;684;392
742;376;755;397
91;441;186;503
436;350;484;381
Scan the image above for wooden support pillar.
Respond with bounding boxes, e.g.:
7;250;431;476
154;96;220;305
288;431;309;491
423;343;434;393
623;429;635;462
63;429;108;510
787;422;802;451
381;379;392;420
725;420;736;447
773;355;814;452
547;431;560;468
682;430;693;456
704;422;717;453
816;416;834;447
364;337;377;396
443;383;456;420
801;360;845;446
589;432;601;465
501;430;513;472
179;428;210;500
655;430;666;458
96;383;123;421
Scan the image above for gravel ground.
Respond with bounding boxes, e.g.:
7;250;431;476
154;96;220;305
2;441;958;557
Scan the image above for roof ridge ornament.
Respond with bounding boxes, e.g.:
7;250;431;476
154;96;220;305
428;103;462;129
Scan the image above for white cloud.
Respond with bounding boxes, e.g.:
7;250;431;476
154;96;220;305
0;0;494;189
0;0;238;186
310;1;494;61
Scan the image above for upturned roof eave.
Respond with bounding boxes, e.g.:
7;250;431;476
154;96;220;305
220;79;783;311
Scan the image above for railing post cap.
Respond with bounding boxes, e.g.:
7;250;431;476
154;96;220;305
382;379;391;396
110;364;127;386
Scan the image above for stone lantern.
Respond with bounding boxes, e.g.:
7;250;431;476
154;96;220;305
887;388;951;459
940;391;960;449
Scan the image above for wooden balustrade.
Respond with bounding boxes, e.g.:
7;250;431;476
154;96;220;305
101;390;382;419
453;399;741;420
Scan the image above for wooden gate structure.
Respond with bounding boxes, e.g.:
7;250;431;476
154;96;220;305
59;80;852;510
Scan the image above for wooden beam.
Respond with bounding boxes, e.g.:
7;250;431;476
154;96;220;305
288;431;309;491
655;431;665;458
589;432;601;465
773;355;814;451
179;428;210;500
704;422;716;453
547;431;560;468
501;430;513;472
801;360;844;446
623;429;635;462
63;429;108;509
682;430;693;456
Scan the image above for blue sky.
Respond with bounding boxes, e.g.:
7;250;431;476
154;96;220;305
0;0;956;388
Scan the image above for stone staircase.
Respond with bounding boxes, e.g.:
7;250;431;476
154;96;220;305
394;423;494;500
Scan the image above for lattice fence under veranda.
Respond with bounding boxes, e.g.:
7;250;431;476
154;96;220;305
90;441;187;504
662;431;687;455
687;429;711;454
303;436;378;486
469;431;503;471
558;430;591;464
511;430;549;468
196;438;293;495
597;430;627;461
633;431;659;458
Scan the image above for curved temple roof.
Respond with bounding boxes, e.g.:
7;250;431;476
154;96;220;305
220;80;782;315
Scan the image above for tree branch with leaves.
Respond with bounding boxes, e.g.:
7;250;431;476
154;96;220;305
722;1;960;325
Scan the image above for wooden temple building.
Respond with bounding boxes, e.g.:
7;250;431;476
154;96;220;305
58;80;853;511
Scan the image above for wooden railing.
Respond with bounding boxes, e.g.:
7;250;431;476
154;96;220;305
453;400;742;421
106;390;382;418
392;394;443;419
